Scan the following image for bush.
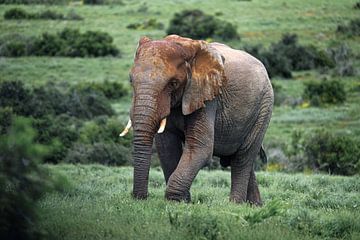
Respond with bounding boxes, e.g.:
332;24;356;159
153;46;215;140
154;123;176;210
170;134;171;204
327;44;356;76
0;0;68;4
0;80;33;116
286;130;360;175
337;18;360;36
0;117;51;239
75;80;128;100
4;8;83;20
83;0;105;4
354;2;360;9
244;34;335;78
167;9;240;41
303;80;346;106
304;130;360;175
65;142;131;166
3;8;28;19
0;28;120;57
127;18;164;30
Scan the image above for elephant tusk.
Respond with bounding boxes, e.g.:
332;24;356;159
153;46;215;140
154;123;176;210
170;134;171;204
157;118;167;133
119;119;132;137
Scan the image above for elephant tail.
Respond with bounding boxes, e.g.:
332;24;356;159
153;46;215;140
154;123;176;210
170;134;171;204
259;145;267;164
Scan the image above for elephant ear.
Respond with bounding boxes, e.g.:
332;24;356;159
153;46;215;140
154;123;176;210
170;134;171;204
165;35;226;115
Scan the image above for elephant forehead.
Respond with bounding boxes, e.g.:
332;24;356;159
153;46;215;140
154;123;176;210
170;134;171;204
135;41;184;66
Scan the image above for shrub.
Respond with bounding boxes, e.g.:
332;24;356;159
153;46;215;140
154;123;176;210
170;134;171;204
0;107;13;134
75;80;128;99
287;130;360;175
337;18;360;36
0;34;36;57
0;80;33;116
4;8;83;20
3;8;28;19
0;28;120;57
0;117;50;239
65;142;131;166
304;131;360;175
127;18;164;30
327;44;356;76
167;9;240;41
354;2;360;9
83;0;105;4
0;0;68;4
303;80;346;106
244;34;335;78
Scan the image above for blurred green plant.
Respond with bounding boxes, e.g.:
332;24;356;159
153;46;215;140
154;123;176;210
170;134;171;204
0;117;50;239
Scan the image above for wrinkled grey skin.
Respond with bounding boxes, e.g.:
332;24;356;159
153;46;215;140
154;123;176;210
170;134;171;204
130;37;273;205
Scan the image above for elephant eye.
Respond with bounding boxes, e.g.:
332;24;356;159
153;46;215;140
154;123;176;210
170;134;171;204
169;79;179;89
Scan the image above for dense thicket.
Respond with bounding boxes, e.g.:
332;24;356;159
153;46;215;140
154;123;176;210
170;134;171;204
4;8;83;20
0;28;120;57
303;80;346;106
167;9;240;41
0;80;131;164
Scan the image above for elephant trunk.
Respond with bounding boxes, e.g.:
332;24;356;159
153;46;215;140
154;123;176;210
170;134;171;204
132;94;158;199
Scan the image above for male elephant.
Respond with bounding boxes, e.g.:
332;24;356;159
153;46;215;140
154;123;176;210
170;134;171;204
120;35;273;205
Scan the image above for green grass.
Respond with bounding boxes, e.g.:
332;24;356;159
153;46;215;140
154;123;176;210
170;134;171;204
38;164;360;240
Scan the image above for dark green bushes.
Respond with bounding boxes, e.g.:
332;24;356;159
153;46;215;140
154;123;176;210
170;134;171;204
244;34;334;78
3;8;81;20
75;80;128;100
0;118;50;239
303;80;346;106
0;0;68;4
287;130;360;176
127;18;164;30
337;18;360;36
0;28;119;57
167;9;240;41
0;80;125;164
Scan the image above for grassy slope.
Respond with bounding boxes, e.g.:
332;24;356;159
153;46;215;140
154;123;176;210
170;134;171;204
39;164;360;240
0;0;359;144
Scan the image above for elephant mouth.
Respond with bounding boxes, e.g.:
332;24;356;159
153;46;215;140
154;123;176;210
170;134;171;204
119;118;167;137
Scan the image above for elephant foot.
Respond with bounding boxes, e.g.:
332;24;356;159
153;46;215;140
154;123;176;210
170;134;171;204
229;194;246;204
165;188;191;203
132;190;148;200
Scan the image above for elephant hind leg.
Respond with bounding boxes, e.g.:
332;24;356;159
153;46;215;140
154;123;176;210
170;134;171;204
246;169;262;206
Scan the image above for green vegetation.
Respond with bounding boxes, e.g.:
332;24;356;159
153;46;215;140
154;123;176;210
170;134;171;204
167;9;240;40
4;8;83;20
0;28;120;57
36;164;360;239
0;0;359;238
0;118;54;240
303;80;346;106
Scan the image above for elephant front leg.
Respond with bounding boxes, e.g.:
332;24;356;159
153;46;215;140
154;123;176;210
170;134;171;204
165;148;211;202
165;102;216;202
155;130;183;183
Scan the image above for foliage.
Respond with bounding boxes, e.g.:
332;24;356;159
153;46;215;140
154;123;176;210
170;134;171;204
337;18;360;36
303;80;346;106
83;0;104;4
0;0;68;4
0;118;50;240
0;28;119;57
244;34;334;78
244;200;284;225
64;142;130;165
354;2;360;9
287;130;360;175
327;44;356;76
303;130;360;175
74;80;128;100
127;18;164;30
167;9;240;41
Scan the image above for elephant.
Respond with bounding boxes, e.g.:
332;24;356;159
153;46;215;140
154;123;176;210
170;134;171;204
120;34;274;205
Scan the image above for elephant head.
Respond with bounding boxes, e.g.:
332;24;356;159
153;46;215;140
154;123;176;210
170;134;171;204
121;35;226;199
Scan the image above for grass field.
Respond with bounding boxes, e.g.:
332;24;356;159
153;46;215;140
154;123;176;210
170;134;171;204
38;164;360;240
1;0;360;239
